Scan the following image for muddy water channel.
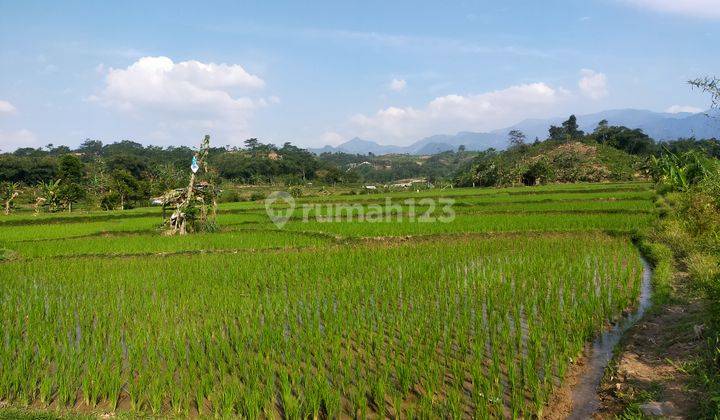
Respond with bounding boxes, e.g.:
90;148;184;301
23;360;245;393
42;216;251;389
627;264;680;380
567;257;653;419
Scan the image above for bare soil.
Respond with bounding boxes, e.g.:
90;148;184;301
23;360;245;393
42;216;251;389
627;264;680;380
594;273;707;418
545;350;592;419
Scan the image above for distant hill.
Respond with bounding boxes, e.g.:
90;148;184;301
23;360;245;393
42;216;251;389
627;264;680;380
501;109;720;141
311;132;505;155
315;137;405;155
310;109;719;156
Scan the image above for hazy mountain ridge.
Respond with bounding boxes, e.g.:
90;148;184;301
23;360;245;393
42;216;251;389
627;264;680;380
311;109;719;155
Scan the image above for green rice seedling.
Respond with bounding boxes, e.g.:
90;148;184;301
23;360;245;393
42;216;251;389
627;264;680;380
0;182;651;417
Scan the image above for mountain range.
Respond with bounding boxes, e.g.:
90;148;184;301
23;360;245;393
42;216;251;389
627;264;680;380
310;109;720;156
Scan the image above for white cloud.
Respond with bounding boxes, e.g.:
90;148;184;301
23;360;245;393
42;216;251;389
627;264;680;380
349;82;568;143
389;78;407;92
96;56;264;112
665;105;704;114
320;131;345;146
0;129;38;152
620;0;720;19
91;56;270;144
578;69;609;100
0;100;17;114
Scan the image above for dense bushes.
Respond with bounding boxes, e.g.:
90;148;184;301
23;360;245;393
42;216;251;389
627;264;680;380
456;140;640;187
0;139;338;212
455;114;719;188
649;150;720;415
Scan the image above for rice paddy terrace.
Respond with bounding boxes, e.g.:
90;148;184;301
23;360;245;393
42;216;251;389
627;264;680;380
0;182;657;418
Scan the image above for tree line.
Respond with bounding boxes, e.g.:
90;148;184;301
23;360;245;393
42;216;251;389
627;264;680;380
1;117;719;212
0;138;335;212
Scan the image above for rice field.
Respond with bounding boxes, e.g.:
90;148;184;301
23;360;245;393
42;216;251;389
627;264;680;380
0;182;656;418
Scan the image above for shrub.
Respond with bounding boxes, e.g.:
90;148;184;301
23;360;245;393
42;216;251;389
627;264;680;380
686;252;720;290
288;186;303;198
249;191;266;201
678;191;720;237
655;219;694;258
217;189;241;203
637;240;673;304
0;249;17;261
100;191;122;211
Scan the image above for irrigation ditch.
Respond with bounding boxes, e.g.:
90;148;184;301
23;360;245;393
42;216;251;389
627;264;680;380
551;255;654;418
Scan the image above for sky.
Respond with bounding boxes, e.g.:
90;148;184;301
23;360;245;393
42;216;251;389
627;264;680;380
1;0;719;152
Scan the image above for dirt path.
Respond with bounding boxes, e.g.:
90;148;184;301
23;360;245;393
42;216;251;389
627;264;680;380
594;273;707;418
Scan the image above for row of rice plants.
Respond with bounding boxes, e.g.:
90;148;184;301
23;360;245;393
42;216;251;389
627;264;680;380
0;213;270;243
265;198;655;222
282;212;655;238
290;181;652;202
217;185;654;212
0;235;642;417
5;229;333;258
0;185;652;229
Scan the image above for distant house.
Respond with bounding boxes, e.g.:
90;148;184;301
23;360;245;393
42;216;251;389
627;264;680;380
391;182;413;188
347;161;372;170
364;185;377;190
390;178;427;188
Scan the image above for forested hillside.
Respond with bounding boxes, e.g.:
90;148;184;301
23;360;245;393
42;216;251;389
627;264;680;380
454;115;720;188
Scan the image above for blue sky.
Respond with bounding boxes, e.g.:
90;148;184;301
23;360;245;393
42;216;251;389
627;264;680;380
0;0;718;151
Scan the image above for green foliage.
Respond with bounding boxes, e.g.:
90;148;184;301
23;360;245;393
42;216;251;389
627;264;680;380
689;76;720;108
455;112;719;189
212;140;319;184
248;191;266;201
592;123;656;155
0;154;57;184
57;154;84;182
104;169;146;210
288;185;303;198
459;140;640;187
36;179;62;212
649;137;720;417
320;149;479;184
547;115;585;143
0;182;21;214
650;149;719;192
636;240;673;305
54;155;86;211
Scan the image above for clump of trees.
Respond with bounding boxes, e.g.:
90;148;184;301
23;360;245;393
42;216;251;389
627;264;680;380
317;147;477;185
455;114;720;188
0;137;351;214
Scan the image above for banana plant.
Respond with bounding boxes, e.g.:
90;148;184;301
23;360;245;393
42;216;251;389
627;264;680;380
650;148;717;192
36;179;62;213
0;182;21;215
